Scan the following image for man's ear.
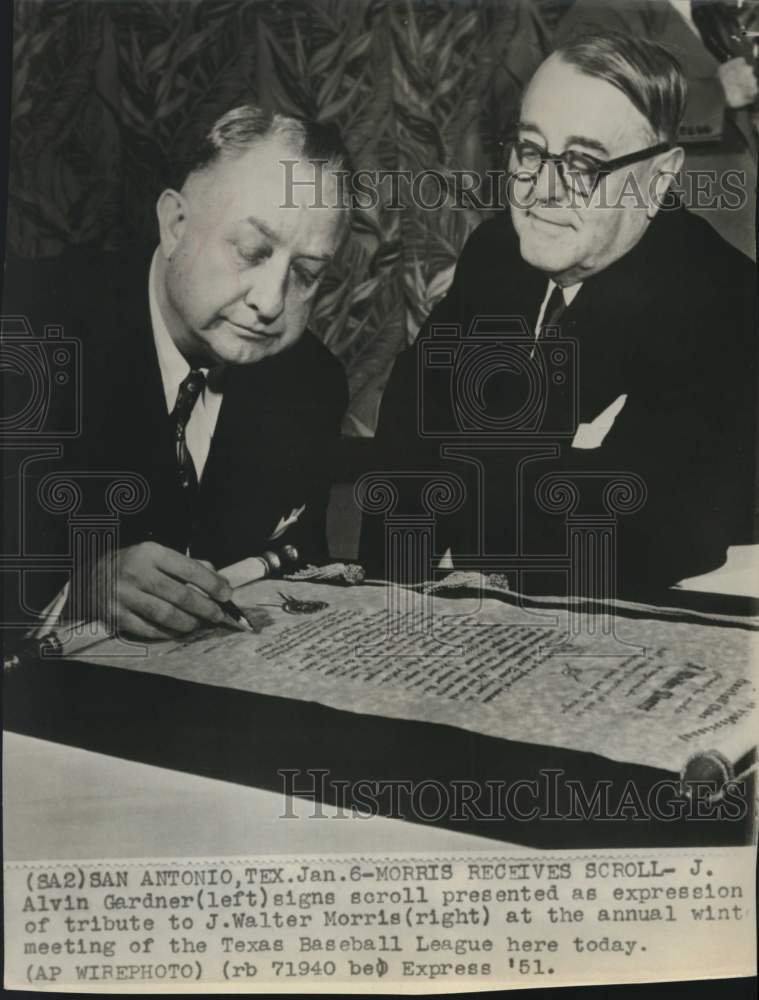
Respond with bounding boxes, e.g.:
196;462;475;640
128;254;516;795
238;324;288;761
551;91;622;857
156;188;188;258
648;145;685;218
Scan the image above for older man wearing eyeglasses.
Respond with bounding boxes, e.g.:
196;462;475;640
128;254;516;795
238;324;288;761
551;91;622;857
360;32;757;600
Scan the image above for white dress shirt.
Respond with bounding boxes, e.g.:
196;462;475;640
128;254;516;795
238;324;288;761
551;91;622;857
534;279;582;337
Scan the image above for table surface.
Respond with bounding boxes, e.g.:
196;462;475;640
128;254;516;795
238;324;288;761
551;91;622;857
3;732;513;862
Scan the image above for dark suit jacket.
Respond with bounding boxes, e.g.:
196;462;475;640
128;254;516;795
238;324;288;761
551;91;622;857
360;206;758;599
2;247;348;621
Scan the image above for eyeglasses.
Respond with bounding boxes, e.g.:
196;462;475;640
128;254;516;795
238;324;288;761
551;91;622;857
508;137;672;196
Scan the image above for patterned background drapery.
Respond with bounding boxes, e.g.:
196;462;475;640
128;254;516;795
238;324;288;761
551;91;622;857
8;0;566;433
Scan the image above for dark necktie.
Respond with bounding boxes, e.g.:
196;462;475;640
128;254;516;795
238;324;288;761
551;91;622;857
536;284;568;431
539;283;567;340
172;369;206;492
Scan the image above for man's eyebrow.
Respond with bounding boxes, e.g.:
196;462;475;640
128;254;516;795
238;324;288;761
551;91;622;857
514;122;610;157
243;217;279;242
563;134;610;156
242;218;331;263
515;120;543;136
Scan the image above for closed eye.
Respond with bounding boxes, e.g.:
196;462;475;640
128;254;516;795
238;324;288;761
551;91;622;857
234;241;271;267
292;264;322;289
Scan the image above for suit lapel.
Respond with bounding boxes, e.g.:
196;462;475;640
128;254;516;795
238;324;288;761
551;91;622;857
484;212;547;327
89;250;186;531
195;350;305;563
87;249;169;436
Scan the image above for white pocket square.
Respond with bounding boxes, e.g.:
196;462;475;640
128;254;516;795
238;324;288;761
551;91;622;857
269;504;306;541
571;394;627;450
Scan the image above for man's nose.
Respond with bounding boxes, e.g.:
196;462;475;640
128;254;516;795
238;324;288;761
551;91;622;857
533;157;568;204
243;257;287;323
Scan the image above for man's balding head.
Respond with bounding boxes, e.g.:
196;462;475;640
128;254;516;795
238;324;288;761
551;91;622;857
155;105;350;367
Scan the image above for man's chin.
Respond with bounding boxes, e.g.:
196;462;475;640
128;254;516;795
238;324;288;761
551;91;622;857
516;228;580;276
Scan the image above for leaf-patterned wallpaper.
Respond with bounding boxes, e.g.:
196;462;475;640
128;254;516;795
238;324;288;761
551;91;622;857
9;0;555;434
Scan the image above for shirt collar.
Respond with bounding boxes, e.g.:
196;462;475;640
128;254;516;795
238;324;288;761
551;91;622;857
549;278;582;308
149;250;207;413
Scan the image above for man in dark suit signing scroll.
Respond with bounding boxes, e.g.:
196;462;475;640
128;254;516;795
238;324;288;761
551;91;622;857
3;106;349;639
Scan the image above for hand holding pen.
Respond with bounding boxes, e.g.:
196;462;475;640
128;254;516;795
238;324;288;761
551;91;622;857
41;541;302;642
84;542;235;640
213;545;300;631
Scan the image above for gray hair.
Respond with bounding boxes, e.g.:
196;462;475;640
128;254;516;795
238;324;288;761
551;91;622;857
175;104;351;188
554;31;687;144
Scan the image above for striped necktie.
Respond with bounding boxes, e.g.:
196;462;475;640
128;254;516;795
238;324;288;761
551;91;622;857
172;369;206;492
